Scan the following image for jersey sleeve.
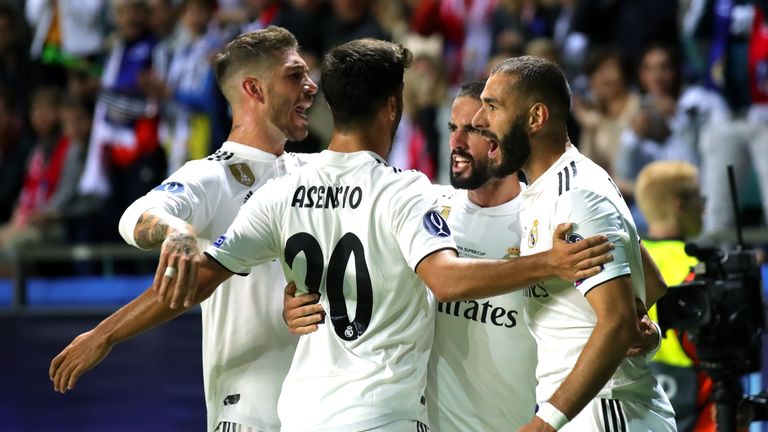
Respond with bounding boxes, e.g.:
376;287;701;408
204;178;282;275
118;161;221;249
391;173;457;270
554;188;633;296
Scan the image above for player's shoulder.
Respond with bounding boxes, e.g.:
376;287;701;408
382;165;434;192
553;151;621;202
287;151;320;166
431;184;459;206
167;157;230;187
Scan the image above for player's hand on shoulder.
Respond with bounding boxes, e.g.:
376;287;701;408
626;298;661;357
548;223;614;282
517;416;557;432
49;329;113;394
283;282;324;335
153;228;203;309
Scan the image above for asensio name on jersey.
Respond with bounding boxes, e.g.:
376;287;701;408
518;146;674;427
205;150;456;432
427;185;537;432
119;141;314;432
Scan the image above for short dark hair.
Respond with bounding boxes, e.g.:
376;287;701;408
456;79;487;100
491;55;571;119
214;26;298;90
321;38;412;129
584;47;630;81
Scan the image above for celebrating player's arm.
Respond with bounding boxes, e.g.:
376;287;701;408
49;255;232;393
640;242;666;307
414;222;612;301
519;189;651;432
118;176;218;309
50;174;224;393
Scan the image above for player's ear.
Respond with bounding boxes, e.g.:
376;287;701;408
387;94;397;120
528;103;549;133
242;77;265;103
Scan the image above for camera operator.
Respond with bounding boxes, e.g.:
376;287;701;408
636;161;714;432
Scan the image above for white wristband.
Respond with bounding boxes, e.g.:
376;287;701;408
536;402;569;430
650;320;663;354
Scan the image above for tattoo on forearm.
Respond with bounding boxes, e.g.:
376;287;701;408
135;214;170;249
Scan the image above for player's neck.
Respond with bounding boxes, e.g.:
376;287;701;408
327;128;390;159
523;139;573;184
468;175;521;208
647;222;682;240
227;113;286;156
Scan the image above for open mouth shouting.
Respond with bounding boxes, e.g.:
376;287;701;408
452;152;473;174
294;101;311;122
480;130;500;159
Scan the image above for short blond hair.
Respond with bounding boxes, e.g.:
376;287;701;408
635;161;699;224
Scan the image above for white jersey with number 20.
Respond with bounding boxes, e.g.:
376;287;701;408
206;150;457;432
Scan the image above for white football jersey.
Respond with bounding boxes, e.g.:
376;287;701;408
427;185;538;431
119;141;314;432
519;146;669;410
206;150;457;432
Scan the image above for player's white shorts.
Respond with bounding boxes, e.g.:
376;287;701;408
561;398;676;432
363;420;430;432
214;421;260;432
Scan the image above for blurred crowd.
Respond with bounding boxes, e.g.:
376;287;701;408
0;0;767;267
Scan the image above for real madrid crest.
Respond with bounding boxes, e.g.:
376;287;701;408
502;246;520;259
528;219;539;248
229;163;255;186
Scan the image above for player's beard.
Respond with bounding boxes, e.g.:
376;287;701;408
449;149;490;190
267;85;309;142
486;114;530;179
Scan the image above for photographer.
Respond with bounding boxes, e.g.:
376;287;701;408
636;161;714;432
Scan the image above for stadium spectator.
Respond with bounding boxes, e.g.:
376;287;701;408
141;0;228;172
0;87;65;248
321;0;389;53
614;44;729;234
0;87;32;225
697;0;768;236
636;160;714;432
570;0;677;71
78;0;166;240
391;52;446;179
490;0;559;56
25;0;108;88
28;95;101;245
410;0;493;85
573;48;640;174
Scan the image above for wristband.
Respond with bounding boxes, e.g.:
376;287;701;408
536;402;569;430
650;320;663;353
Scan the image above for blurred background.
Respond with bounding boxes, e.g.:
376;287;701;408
1;0;768;430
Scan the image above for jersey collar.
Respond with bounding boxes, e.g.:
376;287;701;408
522;144;581;197
316;150;388;165
220;141;285;162
457;184;527;216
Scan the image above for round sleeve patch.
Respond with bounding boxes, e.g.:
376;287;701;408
423;210;451;237
153;182;185;194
